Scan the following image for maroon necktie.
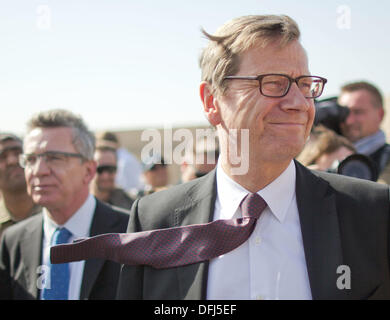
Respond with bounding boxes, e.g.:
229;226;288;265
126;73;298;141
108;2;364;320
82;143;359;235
50;193;267;269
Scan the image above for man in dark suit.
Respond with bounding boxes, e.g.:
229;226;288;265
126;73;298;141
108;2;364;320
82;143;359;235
117;15;390;300
0;109;129;300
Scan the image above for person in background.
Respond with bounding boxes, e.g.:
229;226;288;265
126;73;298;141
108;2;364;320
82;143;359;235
0;109;129;300
180;135;220;183
137;154;169;197
339;81;390;176
297;125;356;171
90;143;135;210
95;131;143;193
0;133;40;237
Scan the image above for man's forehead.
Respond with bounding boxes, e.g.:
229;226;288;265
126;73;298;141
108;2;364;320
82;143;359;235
95;150;117;163
0;139;22;152
240;40;309;75
24;127;74;151
339;90;376;109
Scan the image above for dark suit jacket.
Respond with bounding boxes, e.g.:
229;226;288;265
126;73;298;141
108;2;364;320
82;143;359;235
0;198;130;300
117;161;390;300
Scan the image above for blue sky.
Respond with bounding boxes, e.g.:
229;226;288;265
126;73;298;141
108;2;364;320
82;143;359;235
1;0;389;135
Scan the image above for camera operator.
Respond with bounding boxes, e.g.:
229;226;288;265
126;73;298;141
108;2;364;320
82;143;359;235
338;81;390;177
314;81;389;181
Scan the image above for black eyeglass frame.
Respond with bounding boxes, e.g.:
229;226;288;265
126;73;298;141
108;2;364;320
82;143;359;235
223;73;327;99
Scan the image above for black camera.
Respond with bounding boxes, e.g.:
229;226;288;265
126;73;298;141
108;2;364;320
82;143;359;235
314;97;350;135
327;153;378;181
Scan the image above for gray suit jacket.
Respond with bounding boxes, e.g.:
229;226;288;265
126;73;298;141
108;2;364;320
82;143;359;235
0;199;130;300
117;161;390;300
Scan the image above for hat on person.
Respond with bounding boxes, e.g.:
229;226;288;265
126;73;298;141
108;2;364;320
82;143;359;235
0;133;22;144
95;131;119;151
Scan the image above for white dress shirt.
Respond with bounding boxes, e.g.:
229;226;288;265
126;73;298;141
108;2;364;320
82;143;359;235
40;194;96;300
206;161;312;300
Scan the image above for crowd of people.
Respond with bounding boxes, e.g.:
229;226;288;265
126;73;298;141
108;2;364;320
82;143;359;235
0;14;389;300
0;110;219;300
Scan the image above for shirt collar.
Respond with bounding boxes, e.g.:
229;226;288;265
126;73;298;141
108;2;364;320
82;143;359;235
43;194;96;243
354;129;386;155
216;160;296;223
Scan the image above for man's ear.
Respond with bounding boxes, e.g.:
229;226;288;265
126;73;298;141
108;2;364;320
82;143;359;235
84;160;97;185
200;81;222;126
379;107;385;122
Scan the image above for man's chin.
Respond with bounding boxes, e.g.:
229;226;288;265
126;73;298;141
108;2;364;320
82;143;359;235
97;186;114;193
345;135;360;143
31;194;57;208
341;128;361;143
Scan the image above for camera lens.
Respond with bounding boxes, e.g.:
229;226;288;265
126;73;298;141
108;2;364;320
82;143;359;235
337;154;378;181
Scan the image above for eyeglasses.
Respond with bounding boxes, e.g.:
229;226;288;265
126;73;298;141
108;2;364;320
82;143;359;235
19;151;84;169
224;73;327;98
96;165;117;174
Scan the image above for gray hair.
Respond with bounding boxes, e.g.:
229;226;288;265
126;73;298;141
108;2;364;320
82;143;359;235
26;109;95;160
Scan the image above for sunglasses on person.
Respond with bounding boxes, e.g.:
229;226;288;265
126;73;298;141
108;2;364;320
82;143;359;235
96;165;117;174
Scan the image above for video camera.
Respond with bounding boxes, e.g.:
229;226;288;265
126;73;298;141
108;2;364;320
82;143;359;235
327;153;378;182
314;97;350;135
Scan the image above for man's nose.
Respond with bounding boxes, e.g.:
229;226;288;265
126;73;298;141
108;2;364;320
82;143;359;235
344;111;355;125
6;153;20;166
280;83;311;112
31;156;51;175
100;171;110;178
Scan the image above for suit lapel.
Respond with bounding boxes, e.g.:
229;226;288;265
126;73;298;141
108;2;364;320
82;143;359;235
20;214;43;299
79;200;111;300
174;171;217;299
295;161;344;299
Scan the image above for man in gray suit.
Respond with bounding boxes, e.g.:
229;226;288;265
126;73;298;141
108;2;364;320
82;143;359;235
117;15;390;300
0;109;129;299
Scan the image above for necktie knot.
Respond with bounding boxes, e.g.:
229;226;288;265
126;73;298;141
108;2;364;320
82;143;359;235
240;193;267;219
54;228;72;245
